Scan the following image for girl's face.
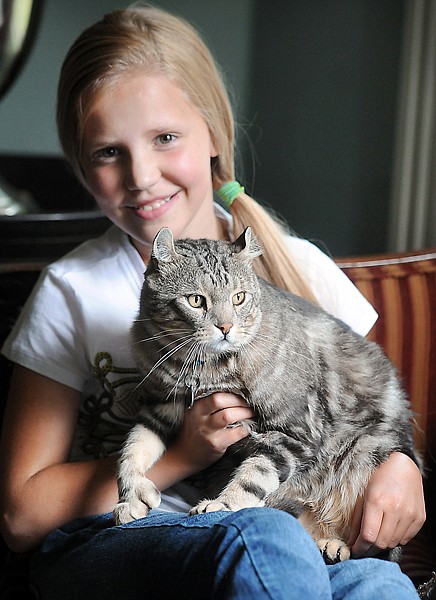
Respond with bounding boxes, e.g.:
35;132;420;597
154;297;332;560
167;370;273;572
81;72;222;261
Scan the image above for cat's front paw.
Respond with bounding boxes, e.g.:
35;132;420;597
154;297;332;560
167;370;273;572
189;499;231;515
113;478;161;524
113;500;149;525
317;538;351;564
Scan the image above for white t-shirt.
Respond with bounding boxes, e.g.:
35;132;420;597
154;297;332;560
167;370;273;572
2;207;377;511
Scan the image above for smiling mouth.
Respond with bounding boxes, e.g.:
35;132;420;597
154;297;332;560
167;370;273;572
129;192;178;212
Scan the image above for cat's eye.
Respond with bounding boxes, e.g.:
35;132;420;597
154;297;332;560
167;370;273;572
187;294;206;309
232;292;246;306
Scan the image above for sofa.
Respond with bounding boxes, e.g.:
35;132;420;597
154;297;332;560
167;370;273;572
0;247;435;598
337;249;436;597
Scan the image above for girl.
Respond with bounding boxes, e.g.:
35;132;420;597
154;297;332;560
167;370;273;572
0;4;424;599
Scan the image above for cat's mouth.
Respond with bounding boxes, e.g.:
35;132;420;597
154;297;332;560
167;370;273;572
208;338;238;355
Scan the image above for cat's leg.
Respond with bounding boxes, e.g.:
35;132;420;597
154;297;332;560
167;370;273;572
113;424;165;525
190;452;282;514
300;454;379;564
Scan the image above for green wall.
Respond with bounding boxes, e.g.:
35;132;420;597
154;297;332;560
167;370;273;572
244;0;404;256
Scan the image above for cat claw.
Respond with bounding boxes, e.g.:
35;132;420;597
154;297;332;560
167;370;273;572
189;499;231;515
317;538;351;564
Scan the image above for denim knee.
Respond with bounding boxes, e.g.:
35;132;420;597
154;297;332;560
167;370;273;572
216;507;309;540
208;508;332;600
328;557;419;599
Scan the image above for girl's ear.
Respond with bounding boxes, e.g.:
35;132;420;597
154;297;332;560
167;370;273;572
232;227;262;260
78;164;92;192
210;139;218;159
208;129;218;158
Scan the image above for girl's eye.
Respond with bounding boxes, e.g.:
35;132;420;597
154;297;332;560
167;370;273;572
232;292;246;306
91;147;120;162
156;133;176;145
187;294;206;309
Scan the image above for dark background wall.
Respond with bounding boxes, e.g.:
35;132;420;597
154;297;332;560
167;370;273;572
0;0;405;258
242;0;405;257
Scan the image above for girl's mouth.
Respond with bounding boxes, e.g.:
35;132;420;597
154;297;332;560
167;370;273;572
128;191;179;212
133;196;171;211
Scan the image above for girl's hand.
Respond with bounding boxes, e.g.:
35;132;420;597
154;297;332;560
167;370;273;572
348;452;425;557
170;392;255;473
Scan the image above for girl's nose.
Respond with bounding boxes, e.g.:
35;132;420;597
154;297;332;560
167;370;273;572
124;152;160;191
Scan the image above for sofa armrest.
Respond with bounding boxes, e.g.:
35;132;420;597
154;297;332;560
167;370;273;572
337;249;436;463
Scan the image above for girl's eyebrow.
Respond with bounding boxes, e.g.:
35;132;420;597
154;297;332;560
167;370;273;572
149;123;181;134
85;121;180;140
82;139;117;155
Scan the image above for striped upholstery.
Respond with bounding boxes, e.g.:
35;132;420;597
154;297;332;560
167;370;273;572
338;250;436;591
337;249;436;462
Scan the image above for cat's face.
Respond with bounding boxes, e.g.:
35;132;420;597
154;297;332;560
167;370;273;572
140;228;262;356
166;275;259;354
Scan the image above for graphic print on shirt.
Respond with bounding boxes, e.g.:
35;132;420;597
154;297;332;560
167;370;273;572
77;351;142;458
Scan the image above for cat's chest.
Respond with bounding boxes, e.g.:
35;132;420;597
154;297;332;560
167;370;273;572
179;355;248;403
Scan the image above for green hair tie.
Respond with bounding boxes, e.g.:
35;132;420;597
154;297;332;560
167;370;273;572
216;181;244;208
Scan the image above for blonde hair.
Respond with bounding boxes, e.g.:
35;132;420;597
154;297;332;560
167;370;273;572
57;3;316;302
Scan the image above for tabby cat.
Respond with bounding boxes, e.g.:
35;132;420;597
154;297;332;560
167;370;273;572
113;227;421;563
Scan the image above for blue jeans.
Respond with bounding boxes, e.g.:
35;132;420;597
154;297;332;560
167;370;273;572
29;508;418;599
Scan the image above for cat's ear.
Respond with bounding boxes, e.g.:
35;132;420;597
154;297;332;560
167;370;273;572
232;227;262;260
151;227;177;264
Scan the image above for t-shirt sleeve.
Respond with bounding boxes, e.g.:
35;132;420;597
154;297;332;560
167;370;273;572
1;267;89;391
285;237;378;337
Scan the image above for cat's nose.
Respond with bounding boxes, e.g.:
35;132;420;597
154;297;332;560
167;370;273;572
216;323;233;336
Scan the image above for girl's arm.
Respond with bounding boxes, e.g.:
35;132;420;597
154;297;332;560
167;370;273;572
0;365;253;553
0;365;118;552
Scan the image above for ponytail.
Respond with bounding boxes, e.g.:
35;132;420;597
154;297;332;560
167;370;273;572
217;185;318;303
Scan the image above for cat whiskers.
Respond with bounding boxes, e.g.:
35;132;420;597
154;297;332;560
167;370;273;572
253;330;312;362
241;332;312;378
167;341;206;403
132;316;154;323
132;328;192;346
239;342;277;373
153;334;195;357
134;336;194;392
